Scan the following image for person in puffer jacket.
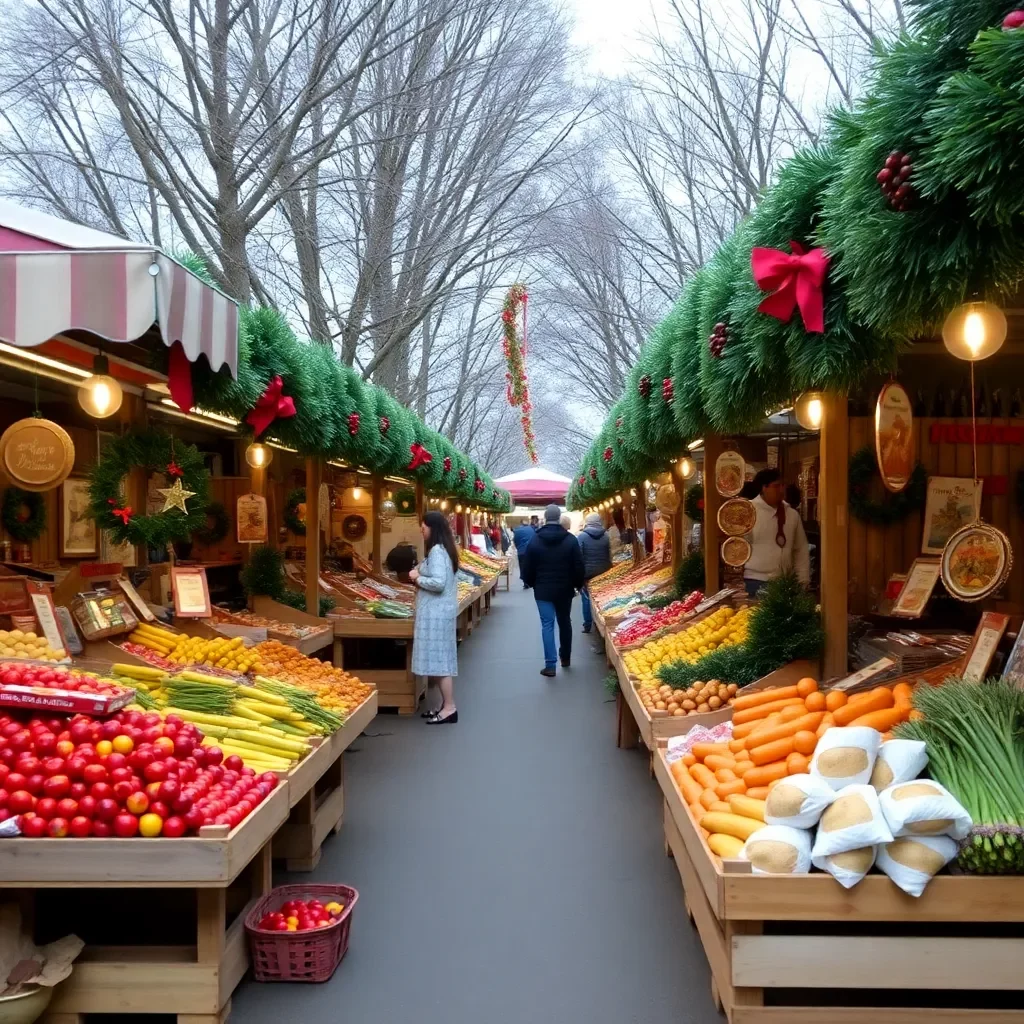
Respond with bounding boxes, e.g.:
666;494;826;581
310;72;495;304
578;512;611;634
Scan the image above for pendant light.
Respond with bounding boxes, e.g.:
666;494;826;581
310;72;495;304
245;442;273;469
678;456;696;480
794;390;825;431
78;354;123;419
942;300;1007;362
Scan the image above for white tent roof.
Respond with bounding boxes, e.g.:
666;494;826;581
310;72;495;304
494;467;572;485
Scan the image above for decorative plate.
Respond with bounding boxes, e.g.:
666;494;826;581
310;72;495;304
721;536;751;567
717;498;756;537
940;522;1012;603
342;514;368;541
875;381;914;493
0;417;76;492
655;483;679;515
715;450;745;497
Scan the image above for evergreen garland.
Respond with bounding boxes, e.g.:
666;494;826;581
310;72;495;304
284;489;307;535
1;487;46;543
676;549;706;596
848;446;927;525
88;431;209;547
684;485;704;524
192;501;230;545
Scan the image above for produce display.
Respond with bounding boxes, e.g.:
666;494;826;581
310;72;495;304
250;641;375;715
255;896;348;933
457;582;475;602
0;628;66;662
211;607;331;640
0;661;134;715
126;624;258;672
363;599;413;619
612;590;704;647
0;705;280;837
596;566;674;614
460;549;504;580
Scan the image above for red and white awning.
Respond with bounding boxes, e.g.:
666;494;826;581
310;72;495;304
0;202;238;377
494;467;572;504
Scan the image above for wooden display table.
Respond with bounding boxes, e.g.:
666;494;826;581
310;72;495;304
273;691;378;871
249;596;335;657
0;785;290;1024
330;613;422;715
653;746;1024;1024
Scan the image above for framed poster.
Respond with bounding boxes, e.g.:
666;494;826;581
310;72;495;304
171;566;212;618
940;522;1012;603
921;477;982;555
60;478;98;557
891;557;942;618
962;611;1010;683
875;381;914;492
715;450;745;497
237;494;268;544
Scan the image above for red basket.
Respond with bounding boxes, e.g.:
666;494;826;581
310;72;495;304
245;883;358;983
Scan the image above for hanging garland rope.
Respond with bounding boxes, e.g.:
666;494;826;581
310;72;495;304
192;501;230;546
848;446;927;526
284;488;307;535
88;431;209;547
684;484;704;524
501;283;538;464
1;487;46;543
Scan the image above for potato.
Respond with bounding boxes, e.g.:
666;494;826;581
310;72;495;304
682;699;696;710
708;696;721;709
727;683;738;695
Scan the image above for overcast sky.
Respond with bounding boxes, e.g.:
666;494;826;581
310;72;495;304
568;0;668;75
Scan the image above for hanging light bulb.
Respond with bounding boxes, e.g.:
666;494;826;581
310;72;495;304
352;487;363;501
615;495;623;504
455;504;463;513
794;390;825;431
245;442;273;469
942;300;1007;361
644;479;651;489
678;456;695;480
78;354;123;419
441;500;448;511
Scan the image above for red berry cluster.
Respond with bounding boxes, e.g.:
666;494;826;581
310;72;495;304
347;412;360;436
474;479;485;492
589;467;597;480
459;468;467;480
615;416;623;429
443;456;452;473
379;416;390;436
638;374;651;399
709;322;728;358
578;475;585;486
662;377;674;403
603;446;613;462
877;151;916;210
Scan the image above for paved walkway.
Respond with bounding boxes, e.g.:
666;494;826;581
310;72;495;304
233;579;719;1024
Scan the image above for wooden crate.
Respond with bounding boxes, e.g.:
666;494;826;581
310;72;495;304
249;595;334;656
653;747;1024;1024
330;615;421;714
273;692;378;870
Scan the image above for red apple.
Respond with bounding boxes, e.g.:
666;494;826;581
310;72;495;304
47;817;69;837
113;813;138;838
69;816;92;838
94;797;119;822
20;814;46;838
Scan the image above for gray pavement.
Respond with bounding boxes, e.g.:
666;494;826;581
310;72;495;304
231;579;719;1024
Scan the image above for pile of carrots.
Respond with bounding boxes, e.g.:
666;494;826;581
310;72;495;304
669;677;917;842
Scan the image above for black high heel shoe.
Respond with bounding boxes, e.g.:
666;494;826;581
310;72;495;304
425;709;458;725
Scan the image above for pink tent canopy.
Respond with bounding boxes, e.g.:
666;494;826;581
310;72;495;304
494;467;571;505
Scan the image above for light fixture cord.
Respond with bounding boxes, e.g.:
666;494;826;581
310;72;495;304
32;373;40;417
970;360;978;486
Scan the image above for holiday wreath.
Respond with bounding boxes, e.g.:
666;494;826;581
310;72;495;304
284;489;307;535
88;431;209;547
1;487;46;543
192;501;231;546
848;445;926;526
684;483;704;524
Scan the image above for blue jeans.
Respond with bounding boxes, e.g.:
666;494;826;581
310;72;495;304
744;578;766;598
536;598;573;669
581;585;593;629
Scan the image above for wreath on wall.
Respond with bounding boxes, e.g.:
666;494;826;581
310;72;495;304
849;446;927;526
284;488;307;535
88;430;209;547
394;487;417;516
684;484;704;523
192;501;230;546
1;487;47;543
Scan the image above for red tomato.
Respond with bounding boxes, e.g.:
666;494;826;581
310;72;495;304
162;815;186;838
33;732;56;755
90;782;114;801
77;795;97;818
204;746;223;766
91;820;113;837
183;808;204;831
113;813;139;837
56;798;78;818
16;755;40;776
42;775;70;799
47;817;69;838
35;797;58;820
64;757;87;780
8;790;34;814
82;763;108;785
69;816;92;838
143;760;168;783
5;773;26;792
20;814;46;838
223;755;243;772
105;752;127;771
26;774;45;796
110;767;133;785
95;798;119;822
113;781;135;803
149;800;170;820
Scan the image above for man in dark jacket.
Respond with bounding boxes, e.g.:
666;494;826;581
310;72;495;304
521;504;585;677
512;516;538;588
578;512;612;634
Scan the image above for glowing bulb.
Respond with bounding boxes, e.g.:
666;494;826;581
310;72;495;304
455;504;463;513
352;487;363;501
942;300;1007;361
794;391;825;432
678;457;695;480
964;312;985;356
615;495;622;504
644;479;651;488
441;500;448;510
78;354;123;419
245;442;272;469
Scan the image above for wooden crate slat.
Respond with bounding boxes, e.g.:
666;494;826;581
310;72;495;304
731;1010;1024;1024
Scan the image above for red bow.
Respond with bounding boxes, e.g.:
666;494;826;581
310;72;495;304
407;443;433;471
751;241;830;334
111;505;133;525
166;461;183;478
246;376;296;437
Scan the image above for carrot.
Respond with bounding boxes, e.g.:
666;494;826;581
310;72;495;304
714;767;737;784
745;785;770;800
689;802;706;822
880;731;894;741
892;682;913;707
733;760;755;778
833;688;894;726
704;754;736;773
699;788;719;810
796;677;819;698
816;711;834;738
804;691;826;713
709;800;733;813
715;778;747;799
848;707;904;732
692;742;731;761
743;712;824;751
732;696;805;725
749;712;783;735
824;690;848;712
731;685;800;711
733;717;774;740
682;753;697;767
742;761;789;788
792;730;818;755
689;763;717;789
749;736;795;766
675;772;704;805
786;751;809;774
780;704;808;722
728;738;746;755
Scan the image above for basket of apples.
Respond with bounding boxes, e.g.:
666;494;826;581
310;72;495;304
245;884;358;982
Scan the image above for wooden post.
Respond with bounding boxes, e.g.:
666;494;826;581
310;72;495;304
819;394;849;679
414;481;425;559
671;475;684;573
703;435;723;594
371;475;383;573
633;482;646;562
305;457;322;615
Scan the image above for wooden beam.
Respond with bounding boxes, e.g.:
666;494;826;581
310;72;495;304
633;482;646;562
819;394;849;678
703;436;723;593
371;475;383;573
305;457;322;615
414;481;425;559
671;476;685;574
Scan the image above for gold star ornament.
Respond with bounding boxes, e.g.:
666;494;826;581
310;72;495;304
158;478;196;514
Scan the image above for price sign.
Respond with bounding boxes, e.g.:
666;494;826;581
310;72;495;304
29;591;67;656
171;567;212;618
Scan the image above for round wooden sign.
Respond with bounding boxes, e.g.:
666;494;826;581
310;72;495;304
717;497;756;537
0;417;75;492
715;450;745;497
875;381;914;493
721;536;751;567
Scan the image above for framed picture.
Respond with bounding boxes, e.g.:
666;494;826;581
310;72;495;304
100;530;137;568
875;381;914;492
921;476;982;555
60;478;97;557
940;522;1012;603
891;557;942;618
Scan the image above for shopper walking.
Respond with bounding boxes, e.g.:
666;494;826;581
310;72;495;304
512;515;539;588
743;468;810;597
410;511;460;724
520;504;584;677
578;512;612;634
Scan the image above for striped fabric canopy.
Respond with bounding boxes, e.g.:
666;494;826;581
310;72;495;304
0;202;238;377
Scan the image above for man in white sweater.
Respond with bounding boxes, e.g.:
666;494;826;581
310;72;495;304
743;468;811;597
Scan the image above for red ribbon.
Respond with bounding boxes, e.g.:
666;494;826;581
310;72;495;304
166;461;183;478
112;505;133;525
407;443;433;471
246;376;296;437
751;241;830;334
167;341;194;413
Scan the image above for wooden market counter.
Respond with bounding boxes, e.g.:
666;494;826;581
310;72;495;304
653;745;1024;1024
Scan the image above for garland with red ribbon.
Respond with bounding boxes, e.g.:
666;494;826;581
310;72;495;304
246;376;297;437
501;283;538;463
751;242;830;334
408;443;433;472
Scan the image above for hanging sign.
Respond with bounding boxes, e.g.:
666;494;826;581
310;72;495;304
875;381;914;493
714;450;745;497
171;567;212;618
940;522;1012;603
0;418;75;492
29;589;67;656
236;494;268;544
962;611;1010;683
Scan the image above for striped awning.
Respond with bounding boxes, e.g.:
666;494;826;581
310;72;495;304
0;204;238;378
